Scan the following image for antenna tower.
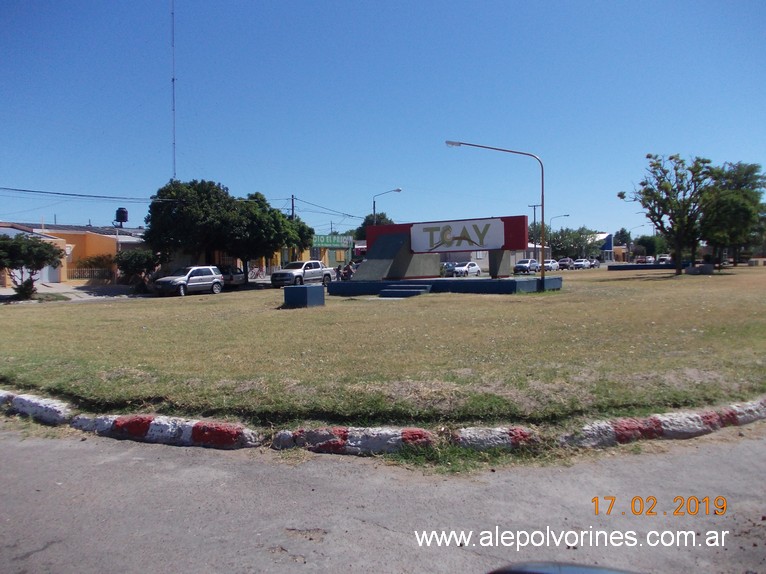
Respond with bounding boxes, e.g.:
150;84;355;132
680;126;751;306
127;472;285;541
171;0;177;179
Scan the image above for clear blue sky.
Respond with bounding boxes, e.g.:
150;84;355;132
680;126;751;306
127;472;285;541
2;0;764;238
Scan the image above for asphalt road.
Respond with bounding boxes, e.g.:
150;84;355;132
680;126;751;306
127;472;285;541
1;419;764;574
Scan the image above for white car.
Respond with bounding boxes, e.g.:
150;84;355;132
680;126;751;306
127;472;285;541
453;261;481;277
543;259;560;271
573;259;591;269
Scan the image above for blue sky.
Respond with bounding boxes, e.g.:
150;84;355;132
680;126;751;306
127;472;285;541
2;0;764;238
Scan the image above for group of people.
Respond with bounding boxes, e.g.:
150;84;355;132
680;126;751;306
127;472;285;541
335;262;356;281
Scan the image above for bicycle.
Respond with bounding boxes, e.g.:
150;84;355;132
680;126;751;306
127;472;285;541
248;266;265;280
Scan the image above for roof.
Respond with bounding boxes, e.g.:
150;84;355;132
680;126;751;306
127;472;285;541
11;222;145;237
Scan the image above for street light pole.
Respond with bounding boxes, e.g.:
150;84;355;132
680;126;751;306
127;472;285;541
528;203;541;261
549;214;570;229
372;188;402;226
446;140;546;289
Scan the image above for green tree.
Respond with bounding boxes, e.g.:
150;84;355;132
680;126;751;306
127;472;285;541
144;180;239;263
354;213;394;240
552;226;601;258
700;162;764;265
619;154;713;275
283;216;315;261
613;227;631;246
634;234;667;258
0;234;65;299
227;193;292;280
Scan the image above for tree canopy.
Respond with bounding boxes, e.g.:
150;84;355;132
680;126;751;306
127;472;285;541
354;212;395;240
700;162;764;264
620;156;764;272
619;154;713;274
144;180;238;262
144;180;315;272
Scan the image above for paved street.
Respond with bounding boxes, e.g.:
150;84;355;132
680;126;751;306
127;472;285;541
1;419;764;574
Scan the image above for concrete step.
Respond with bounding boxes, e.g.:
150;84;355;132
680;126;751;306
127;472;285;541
379;284;431;298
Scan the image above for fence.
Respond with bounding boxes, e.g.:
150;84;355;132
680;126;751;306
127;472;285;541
67;268;113;280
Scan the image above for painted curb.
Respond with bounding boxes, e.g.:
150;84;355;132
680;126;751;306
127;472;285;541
2;389;766;455
559;397;766;448
71;414;264;449
452;426;538;450
10;393;73;426
272;426;434;455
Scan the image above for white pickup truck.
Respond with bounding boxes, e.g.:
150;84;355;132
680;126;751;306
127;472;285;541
270;260;334;288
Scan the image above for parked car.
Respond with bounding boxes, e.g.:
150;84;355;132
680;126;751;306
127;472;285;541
218;265;245;288
441;262;457;277
588;258;601;268
270;260;334;288
657;254;672;264
635;256;647;264
454;261;481;277
557;257;575;270
573;258;591;269
646;255;655;264
543;259;560;271
154;265;224;296
513;259;540;274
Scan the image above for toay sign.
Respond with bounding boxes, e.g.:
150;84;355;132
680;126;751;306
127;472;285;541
410;218;506;253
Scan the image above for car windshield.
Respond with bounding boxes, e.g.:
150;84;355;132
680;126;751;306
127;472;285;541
457;262;469;267
170;267;193;276
283;262;306;269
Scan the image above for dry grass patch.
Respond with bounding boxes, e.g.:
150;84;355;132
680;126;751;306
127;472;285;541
1;267;764;425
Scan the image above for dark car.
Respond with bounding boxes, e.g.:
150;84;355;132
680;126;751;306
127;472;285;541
558;257;575;270
218;265;245;288
441;262;457;277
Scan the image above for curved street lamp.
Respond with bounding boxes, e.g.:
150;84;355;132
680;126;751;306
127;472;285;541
446;140;546;289
372;188;402;225
549;213;570;229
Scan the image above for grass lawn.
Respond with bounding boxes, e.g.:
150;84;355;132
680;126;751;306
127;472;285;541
1;266;764;431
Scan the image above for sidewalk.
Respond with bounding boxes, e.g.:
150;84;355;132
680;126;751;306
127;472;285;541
0;280;137;301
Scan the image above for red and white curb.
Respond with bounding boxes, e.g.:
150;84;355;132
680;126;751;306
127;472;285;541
451;426;538;450
560;396;766;448
272;426;434;454
69;414;263;449
3;389;766;454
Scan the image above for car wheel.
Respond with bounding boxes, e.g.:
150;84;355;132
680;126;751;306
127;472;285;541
178;284;186;297
322;275;331;286
295;276;303;285
211;282;222;294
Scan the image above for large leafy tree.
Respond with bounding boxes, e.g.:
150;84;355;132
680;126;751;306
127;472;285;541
0;234;64;299
619;154;713;275
700;162;764;265
613;227;631;246
144;180;239;262
284;215;315;260
227;192;292;279
548;226;601;259
354;213;394;240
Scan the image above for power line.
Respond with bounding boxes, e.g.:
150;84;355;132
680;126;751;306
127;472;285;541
0;186;157;203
